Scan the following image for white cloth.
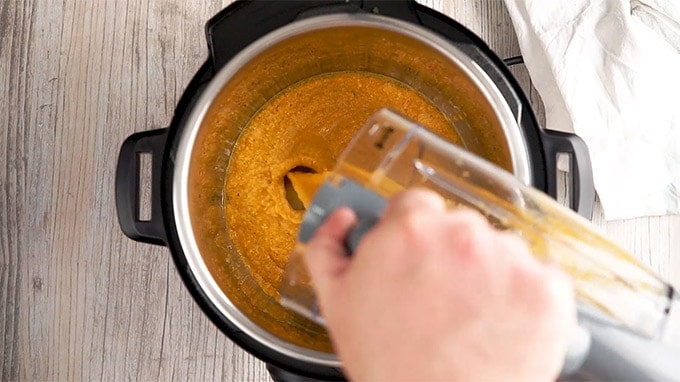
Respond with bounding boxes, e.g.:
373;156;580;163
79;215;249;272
503;0;680;220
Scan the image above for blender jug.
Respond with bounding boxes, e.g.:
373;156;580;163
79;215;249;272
279;108;680;378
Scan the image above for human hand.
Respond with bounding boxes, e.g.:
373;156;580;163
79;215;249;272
304;189;577;381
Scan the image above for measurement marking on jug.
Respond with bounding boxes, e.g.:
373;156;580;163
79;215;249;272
374;126;394;149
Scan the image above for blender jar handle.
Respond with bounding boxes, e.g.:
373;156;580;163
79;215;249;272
115;128;168;246
539;129;595;219
298;179;387;253
296;178;595;378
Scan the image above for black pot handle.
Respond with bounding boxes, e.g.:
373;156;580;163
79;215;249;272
206;0;421;70
267;364;344;382
115;128;168;246
539;129;595;219
266;365;305;382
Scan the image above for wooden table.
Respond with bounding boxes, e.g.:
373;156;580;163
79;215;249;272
2;0;678;380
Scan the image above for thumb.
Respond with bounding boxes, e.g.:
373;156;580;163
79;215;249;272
304;207;357;302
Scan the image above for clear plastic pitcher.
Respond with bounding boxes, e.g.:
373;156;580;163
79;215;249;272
280;108;680;347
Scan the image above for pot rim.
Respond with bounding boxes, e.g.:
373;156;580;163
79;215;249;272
172;12;531;367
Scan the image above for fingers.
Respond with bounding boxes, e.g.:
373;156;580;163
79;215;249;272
381;188;446;223
304;207;358;301
493;231;576;327
441;208;495;256
381;190;497;263
542;263;576;318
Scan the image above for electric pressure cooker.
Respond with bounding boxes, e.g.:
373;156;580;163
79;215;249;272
116;1;594;380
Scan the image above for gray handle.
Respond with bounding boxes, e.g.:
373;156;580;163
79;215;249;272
561;325;592;378
299;181;680;379
298;179;386;252
572;306;680;381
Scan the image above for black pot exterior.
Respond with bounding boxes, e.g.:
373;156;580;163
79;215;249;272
115;0;594;380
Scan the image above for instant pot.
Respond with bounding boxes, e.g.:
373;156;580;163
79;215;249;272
116;1;595;380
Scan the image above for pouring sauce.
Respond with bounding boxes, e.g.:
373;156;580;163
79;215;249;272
225;71;462;305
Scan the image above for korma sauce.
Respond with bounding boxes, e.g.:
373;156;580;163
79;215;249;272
225;71;462;300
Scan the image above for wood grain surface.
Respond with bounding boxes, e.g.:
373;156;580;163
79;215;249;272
1;0;678;380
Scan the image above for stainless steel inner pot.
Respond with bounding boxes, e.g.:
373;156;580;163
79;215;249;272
172;13;532;367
